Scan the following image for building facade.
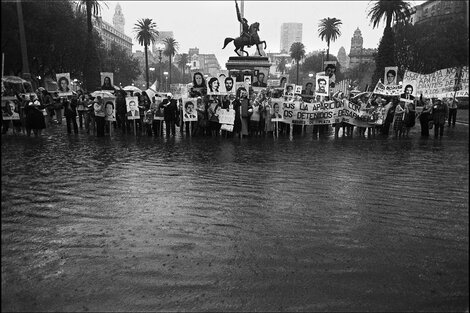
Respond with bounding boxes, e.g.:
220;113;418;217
410;0;467;25
90;3;132;55
280;23;302;54
348;28;376;68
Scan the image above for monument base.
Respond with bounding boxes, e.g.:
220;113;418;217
226;56;272;83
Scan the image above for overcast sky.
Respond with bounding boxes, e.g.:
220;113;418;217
100;1;423;69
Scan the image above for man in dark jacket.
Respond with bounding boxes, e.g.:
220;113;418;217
115;90;128;133
162;93;178;136
63;96;78;134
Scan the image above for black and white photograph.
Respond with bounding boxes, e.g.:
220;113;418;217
1;1;468;312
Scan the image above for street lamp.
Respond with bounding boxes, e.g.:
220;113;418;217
155;43;165;91
308;73;314;79
149;67;155;86
186;63;191;83
163;71;169;92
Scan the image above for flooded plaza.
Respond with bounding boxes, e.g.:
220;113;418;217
1;124;468;312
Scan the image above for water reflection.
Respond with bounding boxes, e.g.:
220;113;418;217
1;124;468;311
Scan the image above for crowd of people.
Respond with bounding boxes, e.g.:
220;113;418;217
1;84;460;140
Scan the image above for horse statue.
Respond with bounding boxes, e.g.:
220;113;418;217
222;22;267;57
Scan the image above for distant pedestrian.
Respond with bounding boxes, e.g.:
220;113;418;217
418;95;432;137
63;96;78;134
393;101;405;138
162;93;178;136
431;98;448;138
403;101;416;138
447;97;458;127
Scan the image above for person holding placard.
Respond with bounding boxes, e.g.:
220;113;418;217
418;95;432;137
24;94;46;137
94;96;106;137
64;96;78;134
162;93;178;136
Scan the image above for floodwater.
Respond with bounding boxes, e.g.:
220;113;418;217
1;124;469;312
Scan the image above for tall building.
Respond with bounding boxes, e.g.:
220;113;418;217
112;3;125;33
280;23;302;53
337;46;350;70
348;28;376;68
93;17;132;55
410;0;467;25
73;3;132;55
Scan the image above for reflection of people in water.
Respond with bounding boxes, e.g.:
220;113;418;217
252;72;267;87
102;76;114;90
208;77;220;93
58;76;70;92
184;101;197;119
385;69;396;85
105;101;115;120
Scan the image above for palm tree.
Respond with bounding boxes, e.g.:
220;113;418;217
368;0;412;30
318;17;342;61
277;56;287;74
289;42;305;84
134;18;159;89
76;0;107;91
163;37;179;86
177;53;189;83
367;0;411;84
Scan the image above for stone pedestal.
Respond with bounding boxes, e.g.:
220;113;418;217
225;56;272;83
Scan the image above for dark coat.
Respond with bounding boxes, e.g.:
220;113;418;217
162;98;178;121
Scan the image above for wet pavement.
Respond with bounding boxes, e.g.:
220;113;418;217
1;122;469;311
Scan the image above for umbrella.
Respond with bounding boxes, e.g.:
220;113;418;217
123;86;142;93
90;90;115;98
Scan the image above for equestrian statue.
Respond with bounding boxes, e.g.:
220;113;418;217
222;0;267;57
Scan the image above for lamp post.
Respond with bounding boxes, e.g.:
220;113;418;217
186;63;191;84
149;67;155;87
163;71;169;92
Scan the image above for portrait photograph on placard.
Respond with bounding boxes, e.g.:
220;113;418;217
401;81;417;102
100;72;114;91
126;96;140;120
206;76;222;95
104;98;116;122
284;83;295;96
384;66;398;85
243;75;252;87
182;98;198;122
323;61;337;88
315;74;329;97
222;76;235;94
252;68;268;88
56;73;72;96
294;85;303;95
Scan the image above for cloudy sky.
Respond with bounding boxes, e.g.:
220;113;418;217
100;1;423;69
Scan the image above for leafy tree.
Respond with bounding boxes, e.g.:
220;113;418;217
76;0;108;91
289;42;305;84
134;18;159;89
163;37;179;86
101;42;141;87
318;17;342;61
177;53;189;83
276;56;287;74
367;0;411;84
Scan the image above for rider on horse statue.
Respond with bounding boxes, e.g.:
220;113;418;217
236;0;252;45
